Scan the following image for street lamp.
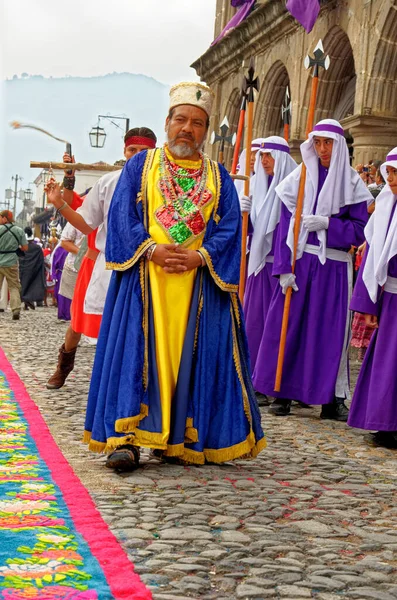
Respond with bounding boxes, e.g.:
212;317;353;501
89;114;130;148
5;189;12;208
3;176;23;216
89;125;107;149
24;188;33;203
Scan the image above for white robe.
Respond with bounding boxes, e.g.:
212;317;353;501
77;170;121;315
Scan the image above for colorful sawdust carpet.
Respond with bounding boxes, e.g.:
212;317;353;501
0;347;151;600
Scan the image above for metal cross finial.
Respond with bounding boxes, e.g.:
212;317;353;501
282;86;291;125
210;116;236;163
245;58;259;103
304;40;330;77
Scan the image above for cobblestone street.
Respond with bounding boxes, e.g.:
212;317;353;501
1;307;397;600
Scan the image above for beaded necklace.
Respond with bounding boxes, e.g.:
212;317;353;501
156;147;212;245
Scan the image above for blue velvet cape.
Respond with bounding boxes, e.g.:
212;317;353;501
84;149;265;464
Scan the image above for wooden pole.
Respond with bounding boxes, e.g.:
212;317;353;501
30;161;121;172
274;43;327;392
230;174;249;181
238;98;254;303
237;60;259;303
231;95;247;175
283;123;290;143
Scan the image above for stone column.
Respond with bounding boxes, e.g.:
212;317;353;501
342;115;397;166
288;138;304;164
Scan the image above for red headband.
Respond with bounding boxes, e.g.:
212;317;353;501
124;136;156;149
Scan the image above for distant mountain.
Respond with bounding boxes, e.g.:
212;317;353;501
1;73;170;213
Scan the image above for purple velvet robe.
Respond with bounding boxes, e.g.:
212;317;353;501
244;176;278;372
252;164;368;404
348;203;397;431
51;245;71;321
244;223;279;375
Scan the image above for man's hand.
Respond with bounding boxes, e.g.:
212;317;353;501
302;215;329;232
63;152;76;175
240;195;252;214
151;244;202;273
44;178;63;208
357;242;367;257
364;313;378;329
279;273;298;294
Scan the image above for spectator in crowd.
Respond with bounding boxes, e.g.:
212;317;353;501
0;210;28;320
19;227;46;310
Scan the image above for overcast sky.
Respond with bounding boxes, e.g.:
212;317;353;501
2;0;217;84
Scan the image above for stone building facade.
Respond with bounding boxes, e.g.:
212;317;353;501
192;0;397;166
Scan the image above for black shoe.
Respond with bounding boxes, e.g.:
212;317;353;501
320;403;336;419
334;401;349;422
363;431;397;449
294;401;312;409
269;398;291;416
256;392;270;407
0;309;5;312
321;399;349;422
12;310;20;321
36;301;44;307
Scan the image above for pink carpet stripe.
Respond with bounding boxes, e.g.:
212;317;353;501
0;346;152;600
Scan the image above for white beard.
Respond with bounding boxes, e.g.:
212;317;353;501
166;130;205;159
167;140;197;158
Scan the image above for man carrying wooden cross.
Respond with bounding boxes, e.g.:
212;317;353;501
45;127;157;389
253;119;372;420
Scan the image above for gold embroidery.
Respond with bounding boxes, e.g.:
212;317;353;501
200;247;239;293
210;160;222;224
203;431;266;463
83;430;92;443
85;430;266;460
115;403;149;433
193;273;204;352
106;150;157;271
106;238;154;271
231;292;241;327
164;443;185;457
139;259;149;390
185;417;199;443
230;305;252;426
165;432;266;464
141;149;158;227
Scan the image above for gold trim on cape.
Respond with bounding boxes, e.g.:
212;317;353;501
230;304;252;426
210;159;222;224
199;247;239;293
105;149;157;271
115;403;149;433
105;238;154;271
85;429;266;463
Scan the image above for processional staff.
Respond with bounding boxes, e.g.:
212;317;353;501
230;81;248;175
274;40;330;392
238;60;259;303
210;117;236;165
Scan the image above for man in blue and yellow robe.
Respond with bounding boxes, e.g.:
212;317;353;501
84;82;265;466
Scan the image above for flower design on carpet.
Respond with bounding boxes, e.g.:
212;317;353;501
0;375;108;599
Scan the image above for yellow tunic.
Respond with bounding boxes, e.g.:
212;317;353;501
134;147;216;449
